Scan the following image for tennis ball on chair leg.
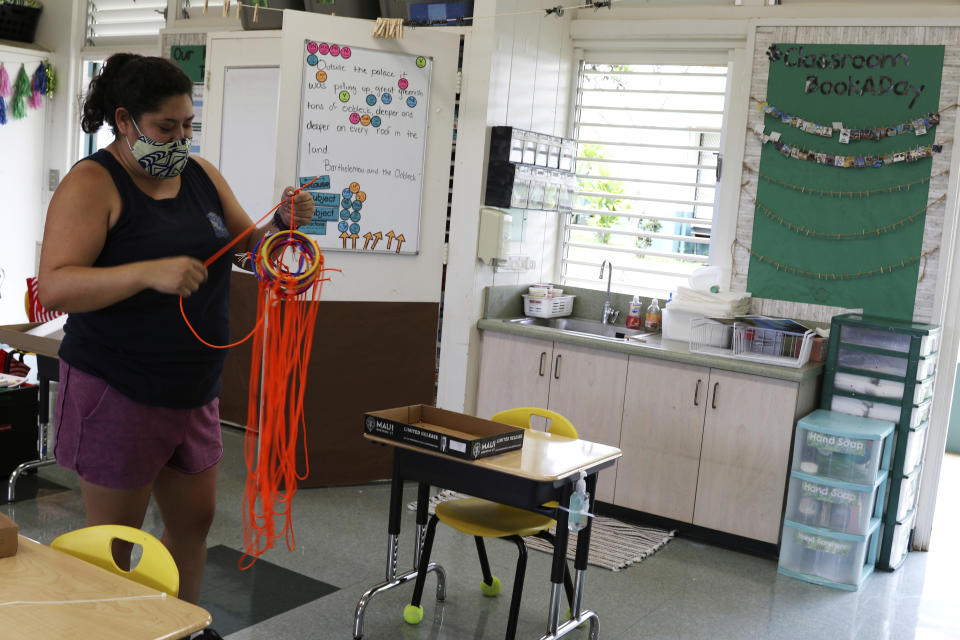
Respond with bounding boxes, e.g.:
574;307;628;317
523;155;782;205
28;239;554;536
403;604;424;624
480;576;501;596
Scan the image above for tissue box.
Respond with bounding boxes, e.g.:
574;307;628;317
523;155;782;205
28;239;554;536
0;511;18;558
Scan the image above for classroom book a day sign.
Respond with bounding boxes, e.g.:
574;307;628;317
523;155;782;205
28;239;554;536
295;39;433;255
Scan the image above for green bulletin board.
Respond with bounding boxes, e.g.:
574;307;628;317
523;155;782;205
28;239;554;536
170;45;206;83
748;44;944;320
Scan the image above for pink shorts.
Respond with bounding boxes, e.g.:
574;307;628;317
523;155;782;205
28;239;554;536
54;360;223;490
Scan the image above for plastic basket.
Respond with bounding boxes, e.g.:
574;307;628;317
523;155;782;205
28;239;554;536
522;294;574;319
0;4;41;43
690;316;813;367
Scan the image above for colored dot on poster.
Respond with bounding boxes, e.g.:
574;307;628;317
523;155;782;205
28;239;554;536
366;94;377;106
349;223;360;234
370;116;381;128
352;200;363;211
341;47;352;59
338;221;349;233
339;90;351;102
341;198;352;209
360;114;372;126
307;54;318;66
406;96;417;108
307;42;318;54
350;211;362;222
349;112;361;124
318;43;330;55
349;182;360;193
381;93;392;105
340;210;350;220
398;78;409;90
342;188;353;198
416;56;427;68
316;70;327;83
330;45;341;56
356;191;367;202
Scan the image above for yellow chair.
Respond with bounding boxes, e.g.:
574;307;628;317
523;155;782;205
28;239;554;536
51;524;180;597
404;407;577;640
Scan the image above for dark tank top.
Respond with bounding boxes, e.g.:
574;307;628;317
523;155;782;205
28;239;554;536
59;149;232;409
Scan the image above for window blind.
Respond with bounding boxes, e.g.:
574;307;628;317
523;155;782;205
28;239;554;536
85;0;167;48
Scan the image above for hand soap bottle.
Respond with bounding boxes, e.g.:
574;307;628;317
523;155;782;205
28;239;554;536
626;295;643;329
645;298;661;332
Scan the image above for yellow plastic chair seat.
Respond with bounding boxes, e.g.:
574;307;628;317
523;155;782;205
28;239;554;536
436;497;556;539
51;524;180;597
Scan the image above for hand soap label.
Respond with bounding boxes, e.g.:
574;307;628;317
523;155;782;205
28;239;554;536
626;302;643;329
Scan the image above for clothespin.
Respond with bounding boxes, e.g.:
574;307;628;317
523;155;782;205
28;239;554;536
546;6;564;17
223;0;230;18
204;0;209;14
253;3;259;22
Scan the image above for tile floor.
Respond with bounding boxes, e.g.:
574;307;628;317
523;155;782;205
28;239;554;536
5;427;960;640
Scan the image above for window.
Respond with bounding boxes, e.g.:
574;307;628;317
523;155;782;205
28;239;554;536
85;0;167;48
561;60;730;296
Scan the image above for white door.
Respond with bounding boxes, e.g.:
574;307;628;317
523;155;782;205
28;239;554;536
203;33;282;219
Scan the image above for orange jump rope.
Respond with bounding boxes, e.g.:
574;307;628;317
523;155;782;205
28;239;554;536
180;177;336;566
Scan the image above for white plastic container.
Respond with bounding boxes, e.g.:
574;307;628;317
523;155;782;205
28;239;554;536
832;372;935;404
892;465;922;521
791;410;894;485
836;347;937;380
839;325;939;357
778;519;881;590
900;422;928;474
784;471;887;535
661;305;701;342
688;265;724;292
829;396;931;429
888;508;916;569
522;294;575;318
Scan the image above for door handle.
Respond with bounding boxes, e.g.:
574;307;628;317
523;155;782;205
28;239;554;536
539;351;547;377
694;379;702;406
712;382;719;409
554;354;562;380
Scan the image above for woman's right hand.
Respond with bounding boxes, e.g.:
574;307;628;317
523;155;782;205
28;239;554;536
146;256;208;297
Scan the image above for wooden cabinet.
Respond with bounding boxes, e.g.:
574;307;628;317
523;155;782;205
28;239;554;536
616;359;708;522
692;369;809;543
476;332;627;502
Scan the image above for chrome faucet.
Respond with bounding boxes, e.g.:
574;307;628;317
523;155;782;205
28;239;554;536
599;260;619;324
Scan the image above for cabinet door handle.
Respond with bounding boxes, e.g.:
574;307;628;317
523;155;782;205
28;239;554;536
694;379;702;406
554;354;562;380
711;382;719;409
539;351;547;377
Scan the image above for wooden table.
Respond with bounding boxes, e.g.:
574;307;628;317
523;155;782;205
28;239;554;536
0;536;210;639
353;429;622;640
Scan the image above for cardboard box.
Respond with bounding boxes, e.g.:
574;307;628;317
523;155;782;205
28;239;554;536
0;511;18;558
364;404;524;460
0;320;63;359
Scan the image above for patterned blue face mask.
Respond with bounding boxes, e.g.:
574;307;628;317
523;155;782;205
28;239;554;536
127;118;191;179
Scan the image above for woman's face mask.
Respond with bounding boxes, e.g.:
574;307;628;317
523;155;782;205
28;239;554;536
127;118;191;179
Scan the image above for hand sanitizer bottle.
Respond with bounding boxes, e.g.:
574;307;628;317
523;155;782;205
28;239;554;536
568;474;590;532
644;298;661;332
626;295;643;329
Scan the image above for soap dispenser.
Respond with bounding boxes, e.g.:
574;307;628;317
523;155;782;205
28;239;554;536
626;295;643;329
645;298;661;332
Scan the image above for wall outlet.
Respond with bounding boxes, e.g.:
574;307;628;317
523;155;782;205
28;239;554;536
48;169;60;191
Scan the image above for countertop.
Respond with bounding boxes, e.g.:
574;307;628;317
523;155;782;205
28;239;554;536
477;317;824;383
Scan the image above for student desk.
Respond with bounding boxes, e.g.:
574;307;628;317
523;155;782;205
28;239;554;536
354;430;622;640
0;535;211;639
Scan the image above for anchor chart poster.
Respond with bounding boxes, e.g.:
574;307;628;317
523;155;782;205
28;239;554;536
295;40;433;255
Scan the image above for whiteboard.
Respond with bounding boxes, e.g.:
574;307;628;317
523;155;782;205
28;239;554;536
295;42;432;255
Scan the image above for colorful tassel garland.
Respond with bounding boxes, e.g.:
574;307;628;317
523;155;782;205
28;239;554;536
11;64;30;120
28;62;46;109
0;63;9;99
43;60;55;98
0;97;6;125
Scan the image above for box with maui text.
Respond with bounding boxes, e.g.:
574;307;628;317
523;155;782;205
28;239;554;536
364;404;524;460
0;511;18;558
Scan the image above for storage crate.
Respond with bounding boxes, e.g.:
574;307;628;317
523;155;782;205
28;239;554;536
690;316;813;367
784;470;887;536
688;317;733;349
778;519;881;590
836;346;937;380
522;294;574;319
829;395;931;430
899;422;928;474
832;371;934;405
791;410;894;484
0;3;41;43
885;508;916;570
891;464;922;522
839;324;939;357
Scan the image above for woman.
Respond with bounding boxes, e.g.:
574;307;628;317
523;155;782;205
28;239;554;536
38;53;312;636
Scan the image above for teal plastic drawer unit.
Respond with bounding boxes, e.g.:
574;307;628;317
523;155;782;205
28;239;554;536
792;409;895;485
784;471;887;536
778;519;882;590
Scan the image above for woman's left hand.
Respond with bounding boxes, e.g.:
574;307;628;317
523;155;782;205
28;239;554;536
277;187;315;228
